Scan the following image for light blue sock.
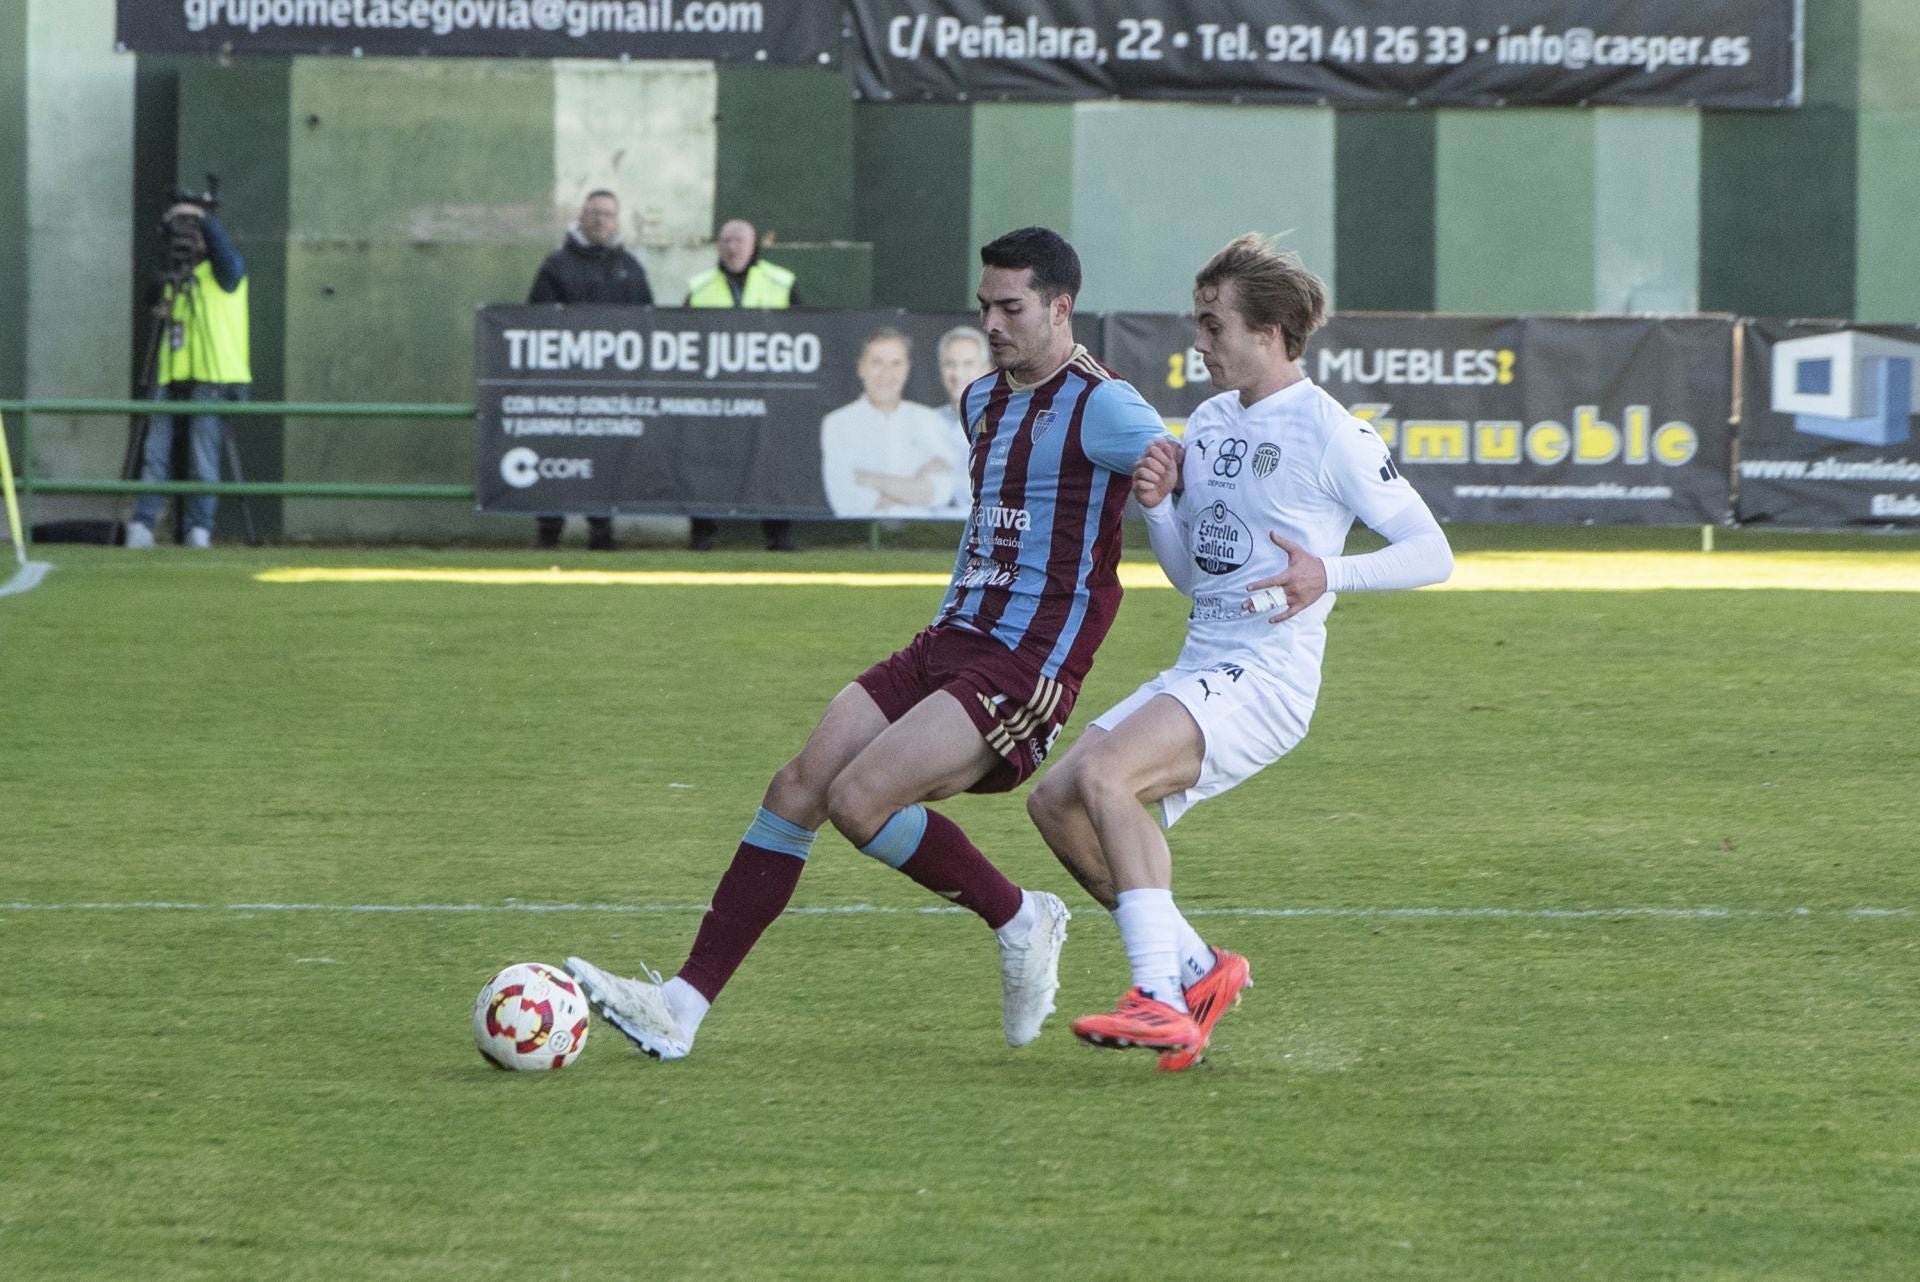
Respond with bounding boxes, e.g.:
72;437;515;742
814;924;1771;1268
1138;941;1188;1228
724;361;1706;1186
857;805;928;869
743;806;817;861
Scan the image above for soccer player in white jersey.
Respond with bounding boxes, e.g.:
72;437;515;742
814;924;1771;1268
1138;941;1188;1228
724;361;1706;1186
1026;234;1454;1069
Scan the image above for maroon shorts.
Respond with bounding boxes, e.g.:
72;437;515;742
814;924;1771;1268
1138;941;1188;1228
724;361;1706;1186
854;626;1078;794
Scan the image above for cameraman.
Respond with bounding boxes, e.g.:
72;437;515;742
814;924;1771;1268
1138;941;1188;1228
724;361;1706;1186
126;200;250;549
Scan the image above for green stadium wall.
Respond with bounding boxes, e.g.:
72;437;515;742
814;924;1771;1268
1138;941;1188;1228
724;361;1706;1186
2;0;1913;543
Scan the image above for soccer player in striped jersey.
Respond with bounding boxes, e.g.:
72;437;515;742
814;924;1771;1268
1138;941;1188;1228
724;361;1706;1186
1027;235;1454;1069
569;227;1172;1061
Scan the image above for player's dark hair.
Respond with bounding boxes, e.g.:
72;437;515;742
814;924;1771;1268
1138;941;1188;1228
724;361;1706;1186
980;227;1082;304
585;189;617;204
1195;234;1328;361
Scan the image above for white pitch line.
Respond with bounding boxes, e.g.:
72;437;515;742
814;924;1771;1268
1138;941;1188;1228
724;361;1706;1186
0;901;1910;920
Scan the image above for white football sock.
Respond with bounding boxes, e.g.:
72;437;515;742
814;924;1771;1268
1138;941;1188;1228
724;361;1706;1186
1113;887;1187;1012
662;977;710;1039
1176;915;1217;987
994;888;1038;945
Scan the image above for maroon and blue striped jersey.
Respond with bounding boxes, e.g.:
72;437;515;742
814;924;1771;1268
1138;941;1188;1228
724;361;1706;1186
933;344;1171;689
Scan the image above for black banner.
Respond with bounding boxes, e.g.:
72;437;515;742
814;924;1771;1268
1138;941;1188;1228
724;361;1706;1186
851;0;1800;107
1105;313;1736;526
1736;323;1920;529
479;306;1734;525
475;306;994;518
116;0;837;61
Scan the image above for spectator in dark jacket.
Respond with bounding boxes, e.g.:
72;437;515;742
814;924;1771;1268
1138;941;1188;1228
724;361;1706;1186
528;189;652;549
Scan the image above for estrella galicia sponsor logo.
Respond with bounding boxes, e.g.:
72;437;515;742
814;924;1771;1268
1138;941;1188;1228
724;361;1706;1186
1192;500;1252;575
1213;438;1247;478
500;446;593;489
1251;443;1280;478
1771;330;1920;447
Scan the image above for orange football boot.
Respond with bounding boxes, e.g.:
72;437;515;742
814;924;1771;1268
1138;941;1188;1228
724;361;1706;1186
1072;986;1201;1052
1158;948;1251;1072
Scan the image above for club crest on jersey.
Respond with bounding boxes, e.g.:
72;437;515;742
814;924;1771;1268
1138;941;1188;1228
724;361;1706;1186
1031;410;1058;440
1252;443;1281;478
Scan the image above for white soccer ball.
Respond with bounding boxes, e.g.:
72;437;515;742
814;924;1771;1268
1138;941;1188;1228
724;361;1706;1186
473;962;591;1071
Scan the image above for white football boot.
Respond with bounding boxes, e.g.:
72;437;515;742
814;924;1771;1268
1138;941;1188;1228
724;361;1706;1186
996;890;1070;1047
186;527;212;549
124;522;156;549
565;956;691;1061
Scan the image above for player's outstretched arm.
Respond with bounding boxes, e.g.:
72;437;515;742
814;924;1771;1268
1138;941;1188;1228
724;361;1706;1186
1321;500;1453;595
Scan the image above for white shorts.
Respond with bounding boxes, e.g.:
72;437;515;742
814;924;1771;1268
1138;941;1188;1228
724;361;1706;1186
1088;661;1313;827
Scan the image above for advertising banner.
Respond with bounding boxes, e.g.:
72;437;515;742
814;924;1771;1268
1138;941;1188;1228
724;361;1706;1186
1736;322;1920;528
116;0;838;62
1104;312;1736;526
475;305;989;518
849;0;1800;108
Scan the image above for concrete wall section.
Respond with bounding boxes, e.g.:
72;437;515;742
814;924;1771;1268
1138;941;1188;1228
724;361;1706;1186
854;103;972;310
281;57;552;540
968;103;1075;277
1068;103;1335;316
1334;110;1434;313
1852;0;1919;323
1852;111;1920;324
714;66;852;244
555;60;715;301
0;1;27;411
1592;109;1699;314
21;0;135;526
1699;107;1857;320
1435;110;1595;315
173;59;294;539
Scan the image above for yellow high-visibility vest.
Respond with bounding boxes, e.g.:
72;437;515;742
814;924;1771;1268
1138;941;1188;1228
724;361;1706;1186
686;259;795;309
159;261;251;384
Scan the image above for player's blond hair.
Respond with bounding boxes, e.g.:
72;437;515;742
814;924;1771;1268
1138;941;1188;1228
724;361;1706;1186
1194;234;1328;361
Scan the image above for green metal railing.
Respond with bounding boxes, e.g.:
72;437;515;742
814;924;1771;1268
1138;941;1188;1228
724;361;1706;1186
0;399;476;540
1;397;915;552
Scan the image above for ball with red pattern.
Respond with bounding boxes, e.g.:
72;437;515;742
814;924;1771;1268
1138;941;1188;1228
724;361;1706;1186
472;962;591;1071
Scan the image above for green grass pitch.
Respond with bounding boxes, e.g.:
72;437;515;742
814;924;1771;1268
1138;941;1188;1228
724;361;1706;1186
4;528;1918;1280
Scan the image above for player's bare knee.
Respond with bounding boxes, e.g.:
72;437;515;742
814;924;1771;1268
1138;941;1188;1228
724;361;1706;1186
763;758;829;830
823;772;887;847
1024;784;1052;832
1026;770;1078;840
1073;761;1133;814
1021;767;1067;825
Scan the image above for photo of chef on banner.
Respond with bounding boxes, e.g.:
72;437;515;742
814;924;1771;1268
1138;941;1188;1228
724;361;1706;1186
819;326;971;518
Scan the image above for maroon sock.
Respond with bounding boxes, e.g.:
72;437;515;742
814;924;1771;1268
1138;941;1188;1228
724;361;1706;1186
896;809;1023;929
676;843;806;1003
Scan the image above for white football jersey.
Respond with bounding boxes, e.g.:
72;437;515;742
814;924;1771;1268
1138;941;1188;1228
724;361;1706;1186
1160;377;1426;685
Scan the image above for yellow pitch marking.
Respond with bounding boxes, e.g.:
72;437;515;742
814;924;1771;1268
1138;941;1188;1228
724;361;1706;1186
256;567;953;587
1434;551;1920;592
256;552;1920;593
